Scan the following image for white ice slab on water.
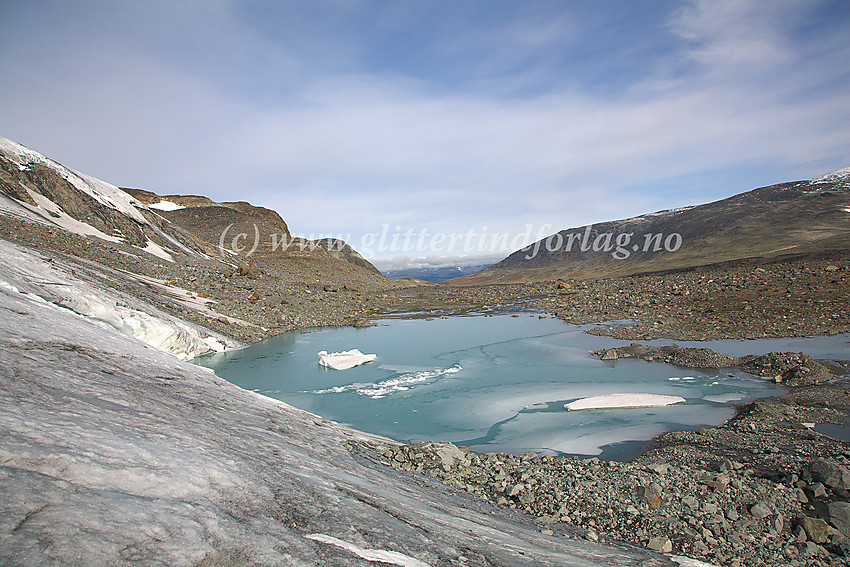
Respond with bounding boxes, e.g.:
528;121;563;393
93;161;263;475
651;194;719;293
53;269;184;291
317;349;377;370
703;392;746;403
565;393;686;411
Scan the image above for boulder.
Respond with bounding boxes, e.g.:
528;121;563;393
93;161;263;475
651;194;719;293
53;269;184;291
433;443;469;470
646;463;672;475
237;265;261;277
646;536;672;553
749;501;772;519
600;349;618;361
636;483;662;509
810;458;850;490
799;516;830;543
700;472;730;490
827;501;850;537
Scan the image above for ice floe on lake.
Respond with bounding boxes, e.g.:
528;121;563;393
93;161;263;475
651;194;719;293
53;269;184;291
703;392;747;403
565;393;686;411
317;349;377;370
311;364;462;398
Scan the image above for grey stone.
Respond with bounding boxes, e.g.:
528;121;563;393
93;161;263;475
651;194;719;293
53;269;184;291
810;458;850;490
799;516;830;544
750;501;772;519
802;541;824;557
433;443;469;469
646;536;672;553
701;473;730;490
805;483;827;499
646;463;671;475
636;483;662;508
600;349;618;361
827;501;850;537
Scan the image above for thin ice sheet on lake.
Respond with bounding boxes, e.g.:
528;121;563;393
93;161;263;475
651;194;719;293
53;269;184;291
317;349;377;370
565;393;686;411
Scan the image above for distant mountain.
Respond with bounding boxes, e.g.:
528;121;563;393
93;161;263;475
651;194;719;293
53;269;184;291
0;136;382;277
383;263;495;283
452;169;850;284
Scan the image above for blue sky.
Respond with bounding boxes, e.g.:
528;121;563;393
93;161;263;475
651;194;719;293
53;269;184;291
2;0;849;266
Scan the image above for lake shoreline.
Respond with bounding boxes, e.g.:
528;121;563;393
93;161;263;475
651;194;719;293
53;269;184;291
198;251;849;565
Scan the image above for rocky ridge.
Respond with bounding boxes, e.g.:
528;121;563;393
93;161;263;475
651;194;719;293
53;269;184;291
456;169;850;284
594;344;836;386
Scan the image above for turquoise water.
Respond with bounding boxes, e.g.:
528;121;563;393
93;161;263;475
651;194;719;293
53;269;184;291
196;314;848;460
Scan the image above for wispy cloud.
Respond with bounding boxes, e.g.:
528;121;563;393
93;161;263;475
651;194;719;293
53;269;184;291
1;0;848;265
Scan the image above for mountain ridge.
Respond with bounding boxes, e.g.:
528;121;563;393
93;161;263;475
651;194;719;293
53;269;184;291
452;171;850;285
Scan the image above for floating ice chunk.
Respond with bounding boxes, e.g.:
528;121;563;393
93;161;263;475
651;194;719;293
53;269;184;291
317;349;377;370
565;393;686;411
703;393;745;403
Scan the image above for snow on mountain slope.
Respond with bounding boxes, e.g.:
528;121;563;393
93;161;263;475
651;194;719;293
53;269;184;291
0;136;147;224
0;136;214;262
813;165;850;182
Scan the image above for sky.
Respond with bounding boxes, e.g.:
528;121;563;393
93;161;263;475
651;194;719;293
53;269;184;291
2;0;849;267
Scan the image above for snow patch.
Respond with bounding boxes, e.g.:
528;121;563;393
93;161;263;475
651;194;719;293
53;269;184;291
304;534;431;567
148;200;186;211
813;165;850;182
24;189;123;242
317;349;377;370
565;393;686;411
0;136;148;225
139;239;175;262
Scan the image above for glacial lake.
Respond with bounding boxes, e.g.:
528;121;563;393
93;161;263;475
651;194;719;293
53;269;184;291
196;313;850;461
